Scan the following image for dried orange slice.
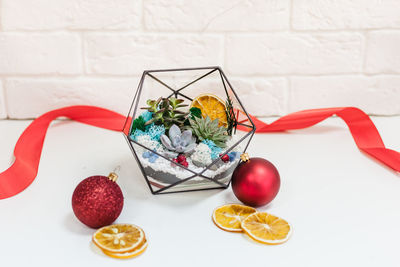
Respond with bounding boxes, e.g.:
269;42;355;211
92;224;145;254
190;93;228;127
212;204;257;232
102;240;148;259
241;212;292;245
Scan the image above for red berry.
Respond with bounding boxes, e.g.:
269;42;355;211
172;155;189;168
177;154;186;163
171;158;179;167
180;160;188;167
220;154;230;163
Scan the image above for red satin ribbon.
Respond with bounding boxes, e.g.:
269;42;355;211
0;106;129;200
0;105;399;199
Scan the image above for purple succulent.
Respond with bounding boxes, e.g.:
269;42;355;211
160;124;196;158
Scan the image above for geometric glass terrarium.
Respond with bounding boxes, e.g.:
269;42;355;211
122;66;256;194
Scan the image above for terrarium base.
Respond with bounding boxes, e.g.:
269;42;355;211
148;175;231;193
143;163;236;193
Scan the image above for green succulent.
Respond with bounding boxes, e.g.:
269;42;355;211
189;116;229;148
169;97;187;110
141;97;188;129
145;98;160;113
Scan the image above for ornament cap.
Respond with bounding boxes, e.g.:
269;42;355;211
108;172;118;182
240;153;250;162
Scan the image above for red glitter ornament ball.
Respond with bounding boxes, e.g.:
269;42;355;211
231;157;280;207
72;175;124;228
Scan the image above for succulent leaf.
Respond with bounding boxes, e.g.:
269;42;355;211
169;124;181;139
181;130;192;146
160;134;174;150
183;143;196;153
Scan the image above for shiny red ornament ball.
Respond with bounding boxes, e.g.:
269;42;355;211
72;175;124;228
231;157;280;207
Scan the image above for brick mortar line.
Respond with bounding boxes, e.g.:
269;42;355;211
0;74;143;78
80;32;86;75
1;29;400;35
221;34;226;68
223;72;400;78
289;0;294;31
362;31;369;73
140;0;145;32
283;76;290;114
1;78;9;119
290;28;400;33
1;73;399;80
2;113;400;121
0;0;2;31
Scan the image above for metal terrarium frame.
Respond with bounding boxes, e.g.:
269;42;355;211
122;66;256;194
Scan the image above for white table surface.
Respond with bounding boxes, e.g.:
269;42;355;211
1;116;400;267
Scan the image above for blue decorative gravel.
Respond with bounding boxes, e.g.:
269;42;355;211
201;139;223;160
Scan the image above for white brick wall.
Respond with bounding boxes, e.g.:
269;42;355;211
0;33;82;75
5;78;138;118
0;0;399;119
226;33;364;75
85;34;223;75
2;0;142;30
292;0;400;30
366;31;400;74
231;78;287;116
144;0;290;31
289;75;400;114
